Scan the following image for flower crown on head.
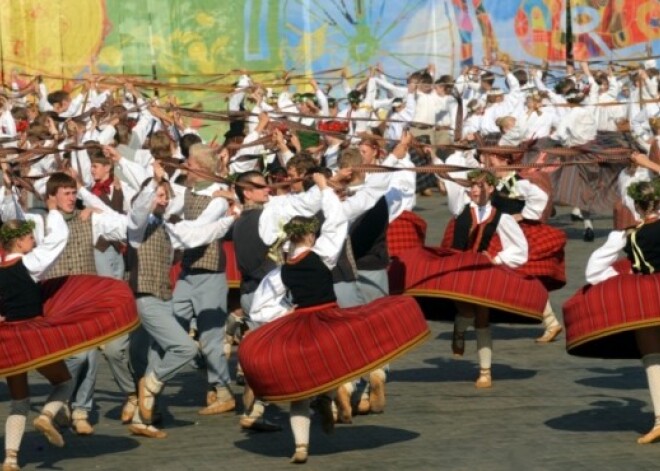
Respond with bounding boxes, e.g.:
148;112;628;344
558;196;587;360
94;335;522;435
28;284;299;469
0;220;35;244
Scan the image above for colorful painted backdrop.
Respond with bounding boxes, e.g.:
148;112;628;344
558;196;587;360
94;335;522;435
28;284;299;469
1;0;660;86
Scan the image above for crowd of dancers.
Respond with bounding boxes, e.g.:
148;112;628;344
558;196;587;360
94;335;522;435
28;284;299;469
1;56;660;468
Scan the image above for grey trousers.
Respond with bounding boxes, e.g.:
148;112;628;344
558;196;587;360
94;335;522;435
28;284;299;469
94;246;137;395
64;349;99;412
356;269;389;303
137;296;197;383
333;281;367;308
94;246;125;279
172;272;231;388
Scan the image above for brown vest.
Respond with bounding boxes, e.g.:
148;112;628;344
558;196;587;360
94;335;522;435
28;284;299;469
95;187;126;252
45;213;96;279
128;219;173;300
181;189;226;273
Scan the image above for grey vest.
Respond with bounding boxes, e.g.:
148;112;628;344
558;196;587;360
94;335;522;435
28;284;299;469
128;220;173;300
45;214;96;279
181;189;226;273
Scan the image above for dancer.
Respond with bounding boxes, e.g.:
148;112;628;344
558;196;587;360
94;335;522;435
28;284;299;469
241;174;430;464
564;180;660;444
0;199;138;470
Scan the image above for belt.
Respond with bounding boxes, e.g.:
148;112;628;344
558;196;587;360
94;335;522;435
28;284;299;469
410;123;452;131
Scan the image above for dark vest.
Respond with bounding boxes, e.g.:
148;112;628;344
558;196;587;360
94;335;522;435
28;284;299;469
127;219;173;300
0;259;42;321
492;174;526;215
351;197;390;271
181;189;226;273
281;251;336;308
625;219;660;274
233;208;277;294
46;213;97;279
451;204;502;252
95;187;125;253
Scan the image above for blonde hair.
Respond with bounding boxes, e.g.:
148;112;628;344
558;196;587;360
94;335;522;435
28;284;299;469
188;144;217;174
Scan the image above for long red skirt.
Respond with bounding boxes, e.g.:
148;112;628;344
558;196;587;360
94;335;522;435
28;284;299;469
440;219;566;291
387;211;428;294
237;296;430;402
400;247;547;323
564;271;660;359
0;276;139;377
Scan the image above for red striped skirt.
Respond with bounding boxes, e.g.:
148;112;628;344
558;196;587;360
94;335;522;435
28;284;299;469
440;219;566;291
400;247;547;323
237;296;430;402
564;272;660;359
0;276;139;377
387;211;428;294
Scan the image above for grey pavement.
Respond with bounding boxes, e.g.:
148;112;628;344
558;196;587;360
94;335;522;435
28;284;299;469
3;192;660;470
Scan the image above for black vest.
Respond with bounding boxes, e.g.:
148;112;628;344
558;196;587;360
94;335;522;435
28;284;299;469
451;204;502;252
624;219;660;274
351;196;390;271
492;175;526;215
233;208;277;294
281;251;336;308
0;260;43;321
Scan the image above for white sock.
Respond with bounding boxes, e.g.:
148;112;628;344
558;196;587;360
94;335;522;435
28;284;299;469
642;354;660;427
42;379;72;417
543;301;560;329
584;219;594;230
476;328;493;370
289;399;311;446
455;315;474;335
5;399;29;458
142;373;163;411
571;207;582;217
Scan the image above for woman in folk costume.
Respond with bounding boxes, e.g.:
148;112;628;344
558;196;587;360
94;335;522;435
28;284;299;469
564;180;660;444
239;172;430;464
479;146;566;343
398;170;548;388
0;203;138;470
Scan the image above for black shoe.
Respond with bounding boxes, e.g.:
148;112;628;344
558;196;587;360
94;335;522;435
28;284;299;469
570;213;584;222
235;373;245;386
583;228;595;242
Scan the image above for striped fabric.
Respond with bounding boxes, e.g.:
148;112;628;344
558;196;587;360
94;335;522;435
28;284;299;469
400;247;547;323
223;240;241;289
564;272;660;359
613;200;637;230
387;211;427;257
0;276;139;377
238;296;430;402
387;211;428;294
440;219;566;291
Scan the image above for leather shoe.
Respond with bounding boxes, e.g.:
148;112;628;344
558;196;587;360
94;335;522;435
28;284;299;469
638;426;660;444
475;369;492;389
33;413;64;448
536;325;563;343
583;228;595;242
128;424;167;439
138;377;155;424
335;385;353;424
198;398;236;415
290;444;308;464
239;416;282;432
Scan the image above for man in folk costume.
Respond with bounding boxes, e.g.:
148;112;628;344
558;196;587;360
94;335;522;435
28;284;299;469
232;170;323;431
1;172;128;435
171;144;237;415
125;164;236;439
443;170;529;388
